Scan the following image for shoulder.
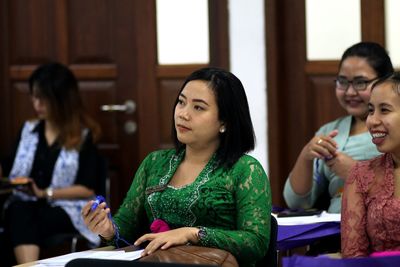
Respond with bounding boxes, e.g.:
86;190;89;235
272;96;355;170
230;154;268;178
17;120;41;138
233;154;263;167
79;130;98;152
24;119;40;131
146;149;176;160
142;149;177;166
354;154;385;170
348;154;385;189
317;116;351;133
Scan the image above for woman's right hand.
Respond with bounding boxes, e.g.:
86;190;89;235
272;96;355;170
302;130;339;161
82;200;115;240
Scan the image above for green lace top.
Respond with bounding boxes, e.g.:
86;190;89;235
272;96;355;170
112;149;272;266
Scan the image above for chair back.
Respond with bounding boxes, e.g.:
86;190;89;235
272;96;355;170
256;214;278;267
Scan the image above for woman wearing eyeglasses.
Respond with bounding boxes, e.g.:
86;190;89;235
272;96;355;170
284;42;394;214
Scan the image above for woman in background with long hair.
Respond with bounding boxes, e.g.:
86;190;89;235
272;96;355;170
1;62;102;264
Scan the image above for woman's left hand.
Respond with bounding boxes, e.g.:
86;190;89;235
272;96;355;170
325;151;356;180
25;178;46;198
134;227;199;256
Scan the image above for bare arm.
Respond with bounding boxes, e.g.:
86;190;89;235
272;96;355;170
45;184;95;199
28;178;95;199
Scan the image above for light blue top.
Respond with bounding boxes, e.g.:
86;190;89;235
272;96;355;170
283;116;380;213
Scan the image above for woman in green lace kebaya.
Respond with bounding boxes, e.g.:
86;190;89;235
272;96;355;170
82;67;272;266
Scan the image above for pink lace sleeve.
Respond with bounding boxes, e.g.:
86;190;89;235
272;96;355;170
341;163;369;257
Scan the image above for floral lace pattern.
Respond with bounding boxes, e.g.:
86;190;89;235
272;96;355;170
113;149;272;267
341;153;400;257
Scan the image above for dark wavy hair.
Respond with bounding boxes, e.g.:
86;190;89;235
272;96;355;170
371;71;400;94
29;62;101;149
171;67;255;168
339;42;394;77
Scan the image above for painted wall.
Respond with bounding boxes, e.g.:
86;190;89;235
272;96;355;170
229;0;268;172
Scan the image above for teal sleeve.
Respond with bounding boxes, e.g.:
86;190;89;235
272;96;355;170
283;118;344;209
199;159;272;265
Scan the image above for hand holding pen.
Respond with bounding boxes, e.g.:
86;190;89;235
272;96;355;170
82;196;115;240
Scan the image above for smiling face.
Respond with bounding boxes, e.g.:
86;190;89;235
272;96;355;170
367;82;400;156
174;80;224;151
336;56;378;119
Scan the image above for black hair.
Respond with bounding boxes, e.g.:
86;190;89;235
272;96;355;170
339;42;394;77
171;67;255;168
371;71;400;95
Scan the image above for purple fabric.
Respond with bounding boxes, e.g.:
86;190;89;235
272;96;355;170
371;251;400;257
283;255;400;267
278;222;340;250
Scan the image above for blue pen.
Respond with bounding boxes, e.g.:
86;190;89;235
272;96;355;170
90;195;132;247
314;155;333;185
91;195;106;211
314;159;323;185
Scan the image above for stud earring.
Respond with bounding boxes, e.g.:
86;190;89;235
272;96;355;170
220;127;226;133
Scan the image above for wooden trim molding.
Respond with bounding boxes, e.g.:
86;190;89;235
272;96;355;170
361;0;385;44
156;64;207;79
305;61;339;75
9;64;118;80
208;0;230;69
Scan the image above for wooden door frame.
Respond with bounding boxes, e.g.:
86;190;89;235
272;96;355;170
209;0;230;69
0;0;10;159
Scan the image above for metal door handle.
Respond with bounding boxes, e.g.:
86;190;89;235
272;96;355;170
101;100;136;114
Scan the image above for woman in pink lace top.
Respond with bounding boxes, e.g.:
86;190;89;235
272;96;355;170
341;72;400;257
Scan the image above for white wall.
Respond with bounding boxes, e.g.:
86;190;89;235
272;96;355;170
228;0;268;173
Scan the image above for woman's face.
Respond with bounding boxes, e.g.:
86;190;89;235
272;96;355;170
336;56;377;119
174;80;223;151
367;82;400;156
31;85;49;120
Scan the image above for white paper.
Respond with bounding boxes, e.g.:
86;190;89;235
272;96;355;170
274;211;341;226
33;249;144;267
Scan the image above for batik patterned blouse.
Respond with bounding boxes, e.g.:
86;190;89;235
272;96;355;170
112;149;271;266
342;153;400;257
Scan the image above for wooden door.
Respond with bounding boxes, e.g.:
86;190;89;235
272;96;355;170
266;0;385;206
0;0;229;211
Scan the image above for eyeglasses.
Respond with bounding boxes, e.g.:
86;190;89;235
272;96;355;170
335;77;379;91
